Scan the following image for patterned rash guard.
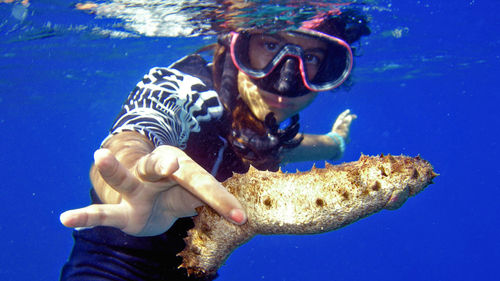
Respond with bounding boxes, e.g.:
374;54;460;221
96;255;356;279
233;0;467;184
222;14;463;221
108;67;222;150
60;55;250;281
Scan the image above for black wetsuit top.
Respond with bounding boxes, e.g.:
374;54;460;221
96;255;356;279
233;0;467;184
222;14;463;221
60;55;252;281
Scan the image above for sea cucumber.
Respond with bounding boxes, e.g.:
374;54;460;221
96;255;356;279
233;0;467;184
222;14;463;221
179;154;437;278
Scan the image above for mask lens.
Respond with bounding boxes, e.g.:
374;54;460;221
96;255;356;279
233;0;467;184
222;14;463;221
230;30;353;92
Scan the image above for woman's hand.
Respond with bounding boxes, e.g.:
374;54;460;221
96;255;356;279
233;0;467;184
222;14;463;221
60;146;246;237
330;109;357;141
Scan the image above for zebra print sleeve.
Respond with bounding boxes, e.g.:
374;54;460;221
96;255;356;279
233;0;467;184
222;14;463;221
106;67;223;149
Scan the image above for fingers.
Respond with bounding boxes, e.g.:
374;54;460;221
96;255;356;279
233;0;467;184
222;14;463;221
60;204;127;230
94;149;141;196
339;109;357;123
161;185;205;218
135;150;180;182
339;109;351;119
332;109;357;131
344;113;357;124
173;164;247;225
93;146;247;227
348;113;358;121
161;147;247;225
332;109;349;130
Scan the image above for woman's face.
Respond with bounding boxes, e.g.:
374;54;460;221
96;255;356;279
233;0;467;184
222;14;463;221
238;72;318;123
237;31;326;123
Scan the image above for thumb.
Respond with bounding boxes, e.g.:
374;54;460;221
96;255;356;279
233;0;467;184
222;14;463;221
60;204;127;230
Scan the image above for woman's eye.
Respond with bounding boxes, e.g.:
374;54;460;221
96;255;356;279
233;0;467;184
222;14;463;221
264;42;279;52
304;54;321;65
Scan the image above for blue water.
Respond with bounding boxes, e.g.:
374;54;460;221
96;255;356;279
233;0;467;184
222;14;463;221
1;1;499;280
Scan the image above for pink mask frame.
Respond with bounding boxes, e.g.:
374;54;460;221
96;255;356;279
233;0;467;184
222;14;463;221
229;28;353;92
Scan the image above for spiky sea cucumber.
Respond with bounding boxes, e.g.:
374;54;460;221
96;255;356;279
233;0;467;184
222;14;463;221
179;154;437;278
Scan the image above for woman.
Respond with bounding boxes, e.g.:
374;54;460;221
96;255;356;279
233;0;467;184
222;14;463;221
60;9;370;281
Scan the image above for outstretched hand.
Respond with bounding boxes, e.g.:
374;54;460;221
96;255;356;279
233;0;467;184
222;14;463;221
60;146;246;237
330;109;357;142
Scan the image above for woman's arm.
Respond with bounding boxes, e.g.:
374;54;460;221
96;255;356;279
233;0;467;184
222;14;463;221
281;133;343;163
60;131;247;236
282;109;356;163
61;64;248;236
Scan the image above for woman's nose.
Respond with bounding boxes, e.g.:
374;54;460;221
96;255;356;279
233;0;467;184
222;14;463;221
273;57;300;94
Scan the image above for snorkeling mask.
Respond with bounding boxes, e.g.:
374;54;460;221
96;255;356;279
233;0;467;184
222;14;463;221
228;28;353;97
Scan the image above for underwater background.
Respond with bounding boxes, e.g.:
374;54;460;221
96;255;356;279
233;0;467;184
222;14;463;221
0;0;498;280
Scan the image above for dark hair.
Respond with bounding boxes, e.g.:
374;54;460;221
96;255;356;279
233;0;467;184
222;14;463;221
307;9;371;44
